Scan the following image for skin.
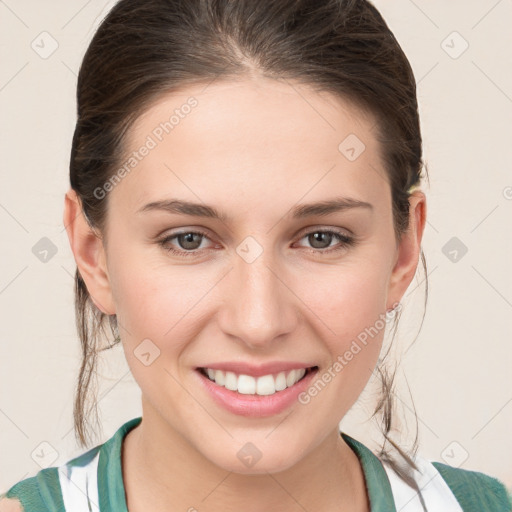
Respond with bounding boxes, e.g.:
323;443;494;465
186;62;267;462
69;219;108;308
63;77;426;512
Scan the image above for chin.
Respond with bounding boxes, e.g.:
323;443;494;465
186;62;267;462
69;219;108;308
206;444;302;476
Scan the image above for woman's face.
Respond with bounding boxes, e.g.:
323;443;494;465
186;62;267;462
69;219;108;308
85;77;424;474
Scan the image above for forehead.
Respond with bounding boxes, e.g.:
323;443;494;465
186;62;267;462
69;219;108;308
110;77;387;217
128;77;375;150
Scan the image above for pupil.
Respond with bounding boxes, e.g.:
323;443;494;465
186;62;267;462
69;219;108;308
180;232;201;249
310;232;331;249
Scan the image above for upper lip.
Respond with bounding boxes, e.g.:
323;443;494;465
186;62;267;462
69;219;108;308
196;361;317;377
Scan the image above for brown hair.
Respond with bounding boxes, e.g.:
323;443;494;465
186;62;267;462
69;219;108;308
69;0;429;502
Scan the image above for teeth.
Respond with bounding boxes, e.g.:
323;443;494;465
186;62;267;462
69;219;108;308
224;371;238;391
214;369;225;386
202;367;309;395
238;374;256;394
275;371;287;391
286;369;297;387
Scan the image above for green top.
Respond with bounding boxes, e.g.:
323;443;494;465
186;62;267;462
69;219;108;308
2;416;511;511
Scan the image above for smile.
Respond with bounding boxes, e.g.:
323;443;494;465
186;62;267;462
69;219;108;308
198;366;317;396
194;365;319;417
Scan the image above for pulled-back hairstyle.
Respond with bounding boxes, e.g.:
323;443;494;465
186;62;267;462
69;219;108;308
69;0;429;504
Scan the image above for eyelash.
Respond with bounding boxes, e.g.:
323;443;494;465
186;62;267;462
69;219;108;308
157;228;356;258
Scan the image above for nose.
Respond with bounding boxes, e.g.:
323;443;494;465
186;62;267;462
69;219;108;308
217;246;298;350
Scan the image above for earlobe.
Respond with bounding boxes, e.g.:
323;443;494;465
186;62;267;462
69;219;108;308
63;189;116;315
387;191;427;307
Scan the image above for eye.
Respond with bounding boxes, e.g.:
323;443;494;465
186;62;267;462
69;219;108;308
295;229;355;255
157;228;356;258
157;230;213;257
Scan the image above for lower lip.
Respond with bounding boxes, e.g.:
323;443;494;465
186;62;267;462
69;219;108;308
194;367;319;417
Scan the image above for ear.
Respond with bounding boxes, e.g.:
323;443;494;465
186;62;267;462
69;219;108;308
63;188;116;315
386;190;427;308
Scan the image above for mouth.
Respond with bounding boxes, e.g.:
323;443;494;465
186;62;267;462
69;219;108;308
196;365;318;396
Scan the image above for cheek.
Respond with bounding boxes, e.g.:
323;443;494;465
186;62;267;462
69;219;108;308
107;249;219;388
108;245;203;334
110;258;198;406
287;276;389;437
294;257;389;334
293;260;388;387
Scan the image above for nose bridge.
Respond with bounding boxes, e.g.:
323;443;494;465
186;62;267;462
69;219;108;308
219;239;296;348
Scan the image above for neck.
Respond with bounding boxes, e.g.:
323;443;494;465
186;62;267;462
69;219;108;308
122;411;369;512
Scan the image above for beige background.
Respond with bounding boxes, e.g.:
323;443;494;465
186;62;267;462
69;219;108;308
1;0;511;493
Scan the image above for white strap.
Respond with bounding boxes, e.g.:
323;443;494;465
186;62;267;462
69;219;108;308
382;455;464;511
58;451;100;512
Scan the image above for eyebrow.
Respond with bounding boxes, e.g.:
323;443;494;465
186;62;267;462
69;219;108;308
136;196;373;221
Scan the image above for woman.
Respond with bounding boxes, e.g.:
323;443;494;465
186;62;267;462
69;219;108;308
2;0;510;510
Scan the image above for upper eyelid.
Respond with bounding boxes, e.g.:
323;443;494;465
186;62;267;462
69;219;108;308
160;226;352;248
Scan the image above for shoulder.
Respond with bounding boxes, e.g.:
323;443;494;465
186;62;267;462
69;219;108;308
1;418;141;512
0;497;23;512
0;467;61;512
0;444;102;512
431;461;512;512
